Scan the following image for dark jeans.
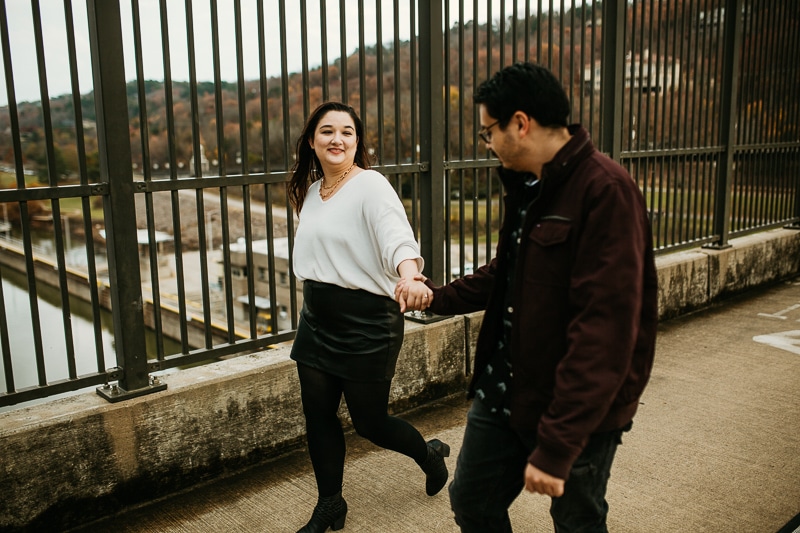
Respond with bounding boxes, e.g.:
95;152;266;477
449;399;626;533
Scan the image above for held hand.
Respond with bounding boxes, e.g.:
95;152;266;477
395;278;432;312
524;463;565;498
395;278;410;309
411;274;433;311
395;278;411;312
394;274;427;301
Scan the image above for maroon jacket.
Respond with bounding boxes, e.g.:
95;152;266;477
426;125;658;480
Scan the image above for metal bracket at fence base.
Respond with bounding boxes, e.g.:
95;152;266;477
96;368;167;403
701;242;733;251
784;222;800;230
404;311;451;324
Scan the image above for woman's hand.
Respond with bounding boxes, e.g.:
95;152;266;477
395;274;431;313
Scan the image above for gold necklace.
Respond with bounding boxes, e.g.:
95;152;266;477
319;163;356;200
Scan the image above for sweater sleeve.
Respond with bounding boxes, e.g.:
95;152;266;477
361;172;423;278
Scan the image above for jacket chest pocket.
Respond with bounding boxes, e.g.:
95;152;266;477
523;219;572;286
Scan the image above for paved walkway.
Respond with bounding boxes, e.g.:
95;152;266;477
72;277;800;533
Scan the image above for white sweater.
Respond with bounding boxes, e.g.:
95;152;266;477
293;169;423;299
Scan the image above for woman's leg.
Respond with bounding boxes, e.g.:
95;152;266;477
297;363;347;497
342;378;428;464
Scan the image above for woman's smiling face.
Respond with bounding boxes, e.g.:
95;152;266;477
310;110;358;170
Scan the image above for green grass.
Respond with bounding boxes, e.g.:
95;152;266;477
0;170;41;188
1;171;105;222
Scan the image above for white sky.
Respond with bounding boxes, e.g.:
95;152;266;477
0;0;574;106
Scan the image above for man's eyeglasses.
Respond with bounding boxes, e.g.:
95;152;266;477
478;120;501;144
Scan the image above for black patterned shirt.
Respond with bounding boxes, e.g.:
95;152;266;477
473;176;540;418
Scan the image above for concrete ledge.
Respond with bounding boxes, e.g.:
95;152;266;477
1;228;798;531
0;318;468;531
655;249;710;319
656;228;800;319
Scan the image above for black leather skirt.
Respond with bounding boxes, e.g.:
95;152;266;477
290;280;404;382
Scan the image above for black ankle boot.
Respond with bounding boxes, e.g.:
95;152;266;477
296;491;347;533
420;438;451;496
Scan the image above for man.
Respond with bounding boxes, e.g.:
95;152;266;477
397;62;658;532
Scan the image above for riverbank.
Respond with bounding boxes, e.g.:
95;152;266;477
0;238;236;349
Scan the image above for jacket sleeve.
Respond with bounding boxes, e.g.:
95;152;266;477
425;258;497;315
529;172;650;480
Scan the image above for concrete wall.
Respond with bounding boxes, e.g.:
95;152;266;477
1;228;799;532
655;228;800;319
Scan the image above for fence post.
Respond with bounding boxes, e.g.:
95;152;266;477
418;0;445;284
87;0;166;401
704;0;744;250
788;152;800;230
599;0;626;159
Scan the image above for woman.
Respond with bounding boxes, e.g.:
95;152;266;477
287;101;450;533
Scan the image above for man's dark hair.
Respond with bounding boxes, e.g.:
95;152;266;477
474;62;570;129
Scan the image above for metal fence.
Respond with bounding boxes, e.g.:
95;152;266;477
0;0;797;409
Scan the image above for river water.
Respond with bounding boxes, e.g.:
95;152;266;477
0;234;182;412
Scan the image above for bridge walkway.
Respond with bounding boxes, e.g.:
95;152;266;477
72;277;800;533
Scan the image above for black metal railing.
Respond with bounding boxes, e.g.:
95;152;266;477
0;0;797;408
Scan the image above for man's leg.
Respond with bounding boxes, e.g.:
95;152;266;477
449;399;529;533
549;427;626;533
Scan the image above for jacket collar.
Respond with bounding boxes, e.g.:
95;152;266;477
540;124;593;183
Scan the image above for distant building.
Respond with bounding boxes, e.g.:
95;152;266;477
584;51;681;93
698;7;725;28
224;237;297;333
99;228;174;279
189;145;210;175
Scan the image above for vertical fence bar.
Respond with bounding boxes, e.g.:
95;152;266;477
338;0;348;104
87;0;165;400
357;0;366;124
256;0;279;335
781;2;800;230
471;0;480;273
64;0;106;373
418;0;445;283
704;0;744;249
185;0;215;349
233;0;257;339
0;0;22;394
131;0;166;359
376;0;384;161
600;0;625;159
300;0;310;117
160;0;191;352
393;0;401;167
210;0;236;342
320;0;329;101
791;147;800;228
31;0;78;379
443;0;451;280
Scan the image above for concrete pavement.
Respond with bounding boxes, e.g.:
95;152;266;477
70;277;800;533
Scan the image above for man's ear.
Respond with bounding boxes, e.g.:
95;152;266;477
515;111;531;137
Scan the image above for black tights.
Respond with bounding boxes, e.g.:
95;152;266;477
297;363;428;496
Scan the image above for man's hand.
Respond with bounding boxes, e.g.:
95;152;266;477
524;463;565;497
